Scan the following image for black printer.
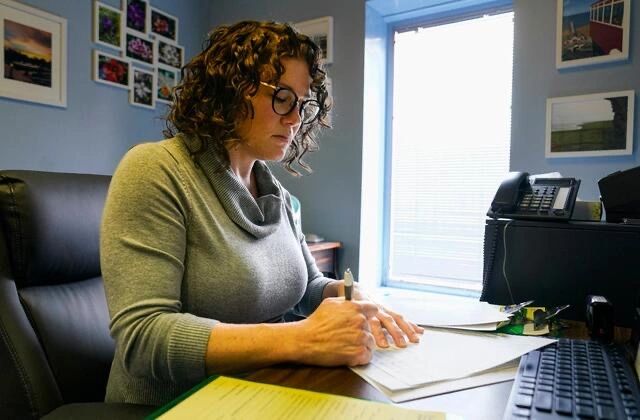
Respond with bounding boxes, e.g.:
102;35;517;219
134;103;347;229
599;165;640;223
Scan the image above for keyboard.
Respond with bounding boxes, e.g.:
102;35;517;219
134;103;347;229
504;339;640;419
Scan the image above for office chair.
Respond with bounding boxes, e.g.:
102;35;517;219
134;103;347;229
0;170;154;419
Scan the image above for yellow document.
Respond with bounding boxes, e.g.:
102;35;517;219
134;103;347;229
159;376;457;420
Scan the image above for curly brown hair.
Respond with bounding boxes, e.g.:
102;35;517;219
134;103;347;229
163;20;331;175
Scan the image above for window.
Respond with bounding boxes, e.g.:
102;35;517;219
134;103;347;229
384;11;514;294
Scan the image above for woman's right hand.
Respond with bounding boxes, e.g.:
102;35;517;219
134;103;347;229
294;297;379;367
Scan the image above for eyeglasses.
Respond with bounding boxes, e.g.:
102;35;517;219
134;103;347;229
259;82;321;125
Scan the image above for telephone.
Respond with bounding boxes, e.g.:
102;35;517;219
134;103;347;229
487;172;580;221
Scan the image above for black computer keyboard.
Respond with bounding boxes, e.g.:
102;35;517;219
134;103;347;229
504;339;640;419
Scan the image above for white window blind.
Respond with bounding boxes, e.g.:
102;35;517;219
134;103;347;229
386;11;514;292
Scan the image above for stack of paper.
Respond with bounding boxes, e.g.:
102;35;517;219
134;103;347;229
379;296;512;331
352;327;556;402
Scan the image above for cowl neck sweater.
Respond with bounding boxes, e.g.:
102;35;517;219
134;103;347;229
181;134;284;239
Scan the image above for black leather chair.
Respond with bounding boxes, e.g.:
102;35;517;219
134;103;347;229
0;171;155;419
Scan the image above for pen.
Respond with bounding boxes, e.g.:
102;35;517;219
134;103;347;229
344;268;354;301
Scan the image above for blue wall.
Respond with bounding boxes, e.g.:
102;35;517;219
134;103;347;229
4;0;638;284
511;0;640;200
0;0;210;174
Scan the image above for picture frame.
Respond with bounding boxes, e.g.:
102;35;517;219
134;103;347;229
93;49;130;89
155;39;183;70
93;1;123;51
0;0;67;107
129;66;155;109
556;0;630;69
545;90;635;158
123;31;154;66
156;66;177;103
150;6;178;43
124;0;149;37
294;16;333;64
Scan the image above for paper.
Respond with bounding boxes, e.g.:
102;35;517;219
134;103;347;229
352;327;555;391
378;296;510;327
159;376;459;419
353;359;519;403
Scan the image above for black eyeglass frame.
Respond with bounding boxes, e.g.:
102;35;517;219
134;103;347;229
259;81;321;125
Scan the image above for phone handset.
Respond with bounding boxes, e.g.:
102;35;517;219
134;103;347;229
489;172;530;215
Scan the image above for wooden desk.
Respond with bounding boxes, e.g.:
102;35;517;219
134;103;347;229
244;365;512;419
307;241;341;279
242;321;633;419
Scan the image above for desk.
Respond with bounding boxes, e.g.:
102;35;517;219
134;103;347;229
243;365;512;419
307;241;341;279
242;321;632;419
156;322;633;419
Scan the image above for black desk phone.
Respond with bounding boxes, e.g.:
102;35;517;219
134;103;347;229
487;172;580;221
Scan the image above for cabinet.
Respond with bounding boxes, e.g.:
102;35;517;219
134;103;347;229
481;219;640;326
307;241;341;279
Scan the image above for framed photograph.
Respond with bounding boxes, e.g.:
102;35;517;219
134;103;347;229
156;66;177;103
150;7;178;42
129;67;155;109
294;16;333;64
556;0;630;69
93;49;130;89
93;1;123;51
124;0;149;37
155;39;183;69
0;0;66;107
123;31;153;66
546;90;635;158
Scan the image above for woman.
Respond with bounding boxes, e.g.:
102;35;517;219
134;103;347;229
101;20;423;406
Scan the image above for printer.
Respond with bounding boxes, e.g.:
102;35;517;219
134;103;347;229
598;165;640;223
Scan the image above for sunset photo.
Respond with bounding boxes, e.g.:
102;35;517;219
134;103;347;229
3;18;52;87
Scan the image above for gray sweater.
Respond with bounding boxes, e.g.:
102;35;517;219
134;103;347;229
100;135;332;406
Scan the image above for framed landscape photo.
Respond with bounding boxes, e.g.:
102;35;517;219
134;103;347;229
0;0;67;107
124;31;153;66
294;16;333;64
546;90;635;158
556;0;630;69
124;0;149;37
156;66;177;103
93;49;130;89
93;1;123;51
155;39;183;69
129;67;155;109
150;7;178;42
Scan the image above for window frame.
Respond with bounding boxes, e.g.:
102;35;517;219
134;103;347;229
380;4;514;297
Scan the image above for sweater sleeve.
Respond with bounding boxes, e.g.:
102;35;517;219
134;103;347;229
101;143;216;384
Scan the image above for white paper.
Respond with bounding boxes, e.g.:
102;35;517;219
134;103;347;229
353;327;555;391
380;297;510;327
352;359;519;403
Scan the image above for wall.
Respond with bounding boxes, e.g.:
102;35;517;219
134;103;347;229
511;0;640;200
0;0;210;174
206;0;367;278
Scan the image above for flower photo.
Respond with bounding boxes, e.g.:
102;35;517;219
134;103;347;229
124;32;153;65
125;0;148;35
157;66;177;103
150;7;178;42
93;50;130;89
155;39;183;69
93;1;122;50
129;67;155;109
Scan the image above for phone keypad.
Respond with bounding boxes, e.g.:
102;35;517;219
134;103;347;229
518;186;559;214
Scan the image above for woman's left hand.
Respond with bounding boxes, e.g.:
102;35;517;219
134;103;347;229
330;280;424;348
